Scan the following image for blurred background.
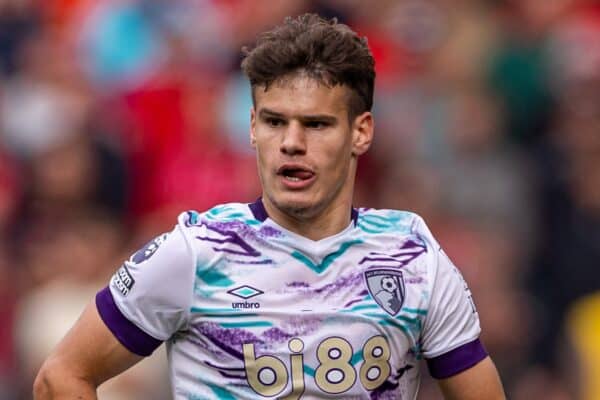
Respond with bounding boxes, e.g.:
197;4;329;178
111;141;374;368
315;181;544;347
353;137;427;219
0;0;599;399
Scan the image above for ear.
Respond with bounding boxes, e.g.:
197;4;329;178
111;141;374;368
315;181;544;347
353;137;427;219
250;107;257;148
351;111;374;156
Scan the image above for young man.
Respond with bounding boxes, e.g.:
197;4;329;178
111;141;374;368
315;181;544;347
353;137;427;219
34;14;505;399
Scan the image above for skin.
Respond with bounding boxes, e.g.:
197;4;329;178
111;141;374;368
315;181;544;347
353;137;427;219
439;356;506;399
33;74;506;400
33;302;142;399
250;74;373;241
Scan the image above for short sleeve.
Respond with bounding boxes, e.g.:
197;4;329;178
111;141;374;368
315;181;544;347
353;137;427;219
415;218;487;378
96;221;196;356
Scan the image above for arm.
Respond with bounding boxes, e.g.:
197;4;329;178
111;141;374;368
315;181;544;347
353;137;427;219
438;356;506;400
34;220;195;399
33;301;144;399
413;217;506;399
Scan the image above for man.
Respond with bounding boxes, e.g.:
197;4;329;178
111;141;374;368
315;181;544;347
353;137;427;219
34;14;505;399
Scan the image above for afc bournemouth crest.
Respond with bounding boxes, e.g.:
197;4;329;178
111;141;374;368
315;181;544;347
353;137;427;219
365;269;406;316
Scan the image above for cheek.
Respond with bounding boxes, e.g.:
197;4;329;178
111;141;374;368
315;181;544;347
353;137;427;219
321;143;352;178
254;143;274;179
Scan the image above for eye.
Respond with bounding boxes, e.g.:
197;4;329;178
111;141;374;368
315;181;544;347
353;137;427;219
265;117;285;128
305;120;328;129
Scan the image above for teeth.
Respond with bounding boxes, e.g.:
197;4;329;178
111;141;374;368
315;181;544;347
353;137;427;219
285;176;301;181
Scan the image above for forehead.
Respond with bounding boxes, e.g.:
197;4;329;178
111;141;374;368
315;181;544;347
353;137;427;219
254;76;350;117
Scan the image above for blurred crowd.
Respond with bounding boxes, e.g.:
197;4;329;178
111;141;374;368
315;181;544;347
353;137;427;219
0;0;599;399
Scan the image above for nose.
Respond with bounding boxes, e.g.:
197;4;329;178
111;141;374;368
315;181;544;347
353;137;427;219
280;121;306;156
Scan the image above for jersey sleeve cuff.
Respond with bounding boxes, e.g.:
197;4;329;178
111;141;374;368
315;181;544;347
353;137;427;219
426;338;488;379
95;287;163;356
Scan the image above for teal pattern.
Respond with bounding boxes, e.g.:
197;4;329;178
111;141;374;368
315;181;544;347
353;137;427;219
291;240;363;273
402;307;428;316
218;321;273;328
204;205;260;225
196;265;234;287
190;307;251;314
207;382;237;400
187;210;200;225
187;393;210;400
357;212;413;234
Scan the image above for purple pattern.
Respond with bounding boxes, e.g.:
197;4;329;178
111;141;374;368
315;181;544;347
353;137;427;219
314;273;363;295
186;334;227;359
258;225;282;237
281;238;428;311
426;338;488;379
279;315;322;337
285;272;364;299
198;223;260;257
231;259;273;265
204;361;245;372
211;370;246;380
204;361;246;380
192;316;322;381
370;364;414;400
262;327;294;342
193;322;261;360
192;316;322;355
344;297;366;308
359;239;427;269
192;215;282;264
95;287;162;356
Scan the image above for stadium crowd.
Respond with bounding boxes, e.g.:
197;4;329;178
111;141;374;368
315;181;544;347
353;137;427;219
0;0;599;399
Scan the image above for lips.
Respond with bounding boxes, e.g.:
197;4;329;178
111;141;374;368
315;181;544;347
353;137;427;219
277;163;315;186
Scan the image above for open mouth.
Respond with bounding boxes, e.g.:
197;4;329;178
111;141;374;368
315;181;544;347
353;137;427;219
277;164;315;182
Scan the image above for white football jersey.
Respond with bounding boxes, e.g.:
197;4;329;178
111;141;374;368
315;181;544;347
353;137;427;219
97;200;486;399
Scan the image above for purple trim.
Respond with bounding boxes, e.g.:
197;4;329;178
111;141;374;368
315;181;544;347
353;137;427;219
248;198;268;222
426;338;488;379
95;287;162;356
351;207;359;226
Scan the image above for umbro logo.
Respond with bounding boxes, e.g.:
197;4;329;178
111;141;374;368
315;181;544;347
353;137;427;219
228;285;264;299
228;285;263;309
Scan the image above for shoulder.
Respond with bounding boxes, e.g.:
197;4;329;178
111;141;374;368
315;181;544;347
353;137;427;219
356;207;435;242
356;207;422;229
174;202;268;259
175;202;260;238
356;208;442;275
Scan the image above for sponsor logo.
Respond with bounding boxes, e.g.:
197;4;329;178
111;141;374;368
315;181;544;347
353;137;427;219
364;269;405;316
228;285;263;309
243;335;393;397
111;265;135;296
130;233;169;264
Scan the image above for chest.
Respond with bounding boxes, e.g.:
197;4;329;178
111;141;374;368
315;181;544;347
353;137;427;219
190;236;429;356
180;237;429;398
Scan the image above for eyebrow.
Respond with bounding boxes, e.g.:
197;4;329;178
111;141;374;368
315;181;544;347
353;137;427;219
258;108;338;123
258;109;285;119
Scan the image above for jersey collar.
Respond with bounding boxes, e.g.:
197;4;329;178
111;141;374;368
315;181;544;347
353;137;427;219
248;198;358;227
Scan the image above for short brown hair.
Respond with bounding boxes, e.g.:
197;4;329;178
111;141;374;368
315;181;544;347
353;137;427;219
241;13;375;120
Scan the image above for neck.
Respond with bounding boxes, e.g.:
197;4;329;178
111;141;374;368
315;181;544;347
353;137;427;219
261;196;354;241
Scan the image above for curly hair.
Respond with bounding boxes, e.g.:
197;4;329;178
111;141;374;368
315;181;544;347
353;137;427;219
241;13;375;120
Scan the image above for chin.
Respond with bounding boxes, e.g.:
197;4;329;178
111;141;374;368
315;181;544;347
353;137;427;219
271;192;322;218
